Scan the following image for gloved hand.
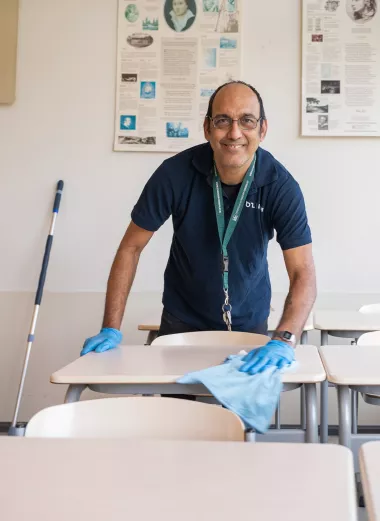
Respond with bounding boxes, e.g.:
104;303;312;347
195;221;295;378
80;328;122;356
239;340;295;375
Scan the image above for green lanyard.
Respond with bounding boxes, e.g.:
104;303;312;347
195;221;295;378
212;155;256;329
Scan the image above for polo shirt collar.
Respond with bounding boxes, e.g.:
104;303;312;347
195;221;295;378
192;142;278;192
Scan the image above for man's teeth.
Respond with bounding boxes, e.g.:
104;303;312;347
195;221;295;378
224;144;242;148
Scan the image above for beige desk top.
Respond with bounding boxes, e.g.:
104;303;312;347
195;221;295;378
51;345;325;385
319;346;380;385
138;311;314;332
360;442;380;521
0;438;357;521
314;310;380;331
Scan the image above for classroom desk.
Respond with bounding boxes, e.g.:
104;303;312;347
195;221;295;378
51;345;325;443
314;310;380;444
319;346;380;469
0;438;357;521
138;310;314;345
314;310;380;343
359;442;380;521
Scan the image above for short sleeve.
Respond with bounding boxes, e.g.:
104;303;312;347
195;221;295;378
131;163;174;232
271;176;312;251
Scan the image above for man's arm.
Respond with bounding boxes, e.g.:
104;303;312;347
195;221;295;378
273;244;316;342
102;221;154;330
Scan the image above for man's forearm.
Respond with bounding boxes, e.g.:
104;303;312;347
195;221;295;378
102;247;141;330
274;271;316;340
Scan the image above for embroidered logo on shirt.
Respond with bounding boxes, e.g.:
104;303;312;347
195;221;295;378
246;201;264;212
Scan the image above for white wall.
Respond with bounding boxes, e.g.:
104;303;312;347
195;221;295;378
1;0;380;422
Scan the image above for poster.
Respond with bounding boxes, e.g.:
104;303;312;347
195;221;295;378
302;0;380;136
114;0;242;152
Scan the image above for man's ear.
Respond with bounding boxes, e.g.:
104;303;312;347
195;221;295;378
203;117;211;142
259;119;268;142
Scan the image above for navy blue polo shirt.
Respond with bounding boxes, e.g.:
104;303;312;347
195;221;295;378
131;143;312;331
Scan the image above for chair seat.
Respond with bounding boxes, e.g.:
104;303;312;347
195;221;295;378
362;393;380;406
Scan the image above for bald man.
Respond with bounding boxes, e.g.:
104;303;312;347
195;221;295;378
81;81;316;375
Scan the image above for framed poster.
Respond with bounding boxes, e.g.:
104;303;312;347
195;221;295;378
0;0;19;104
114;0;242;152
302;0;380;136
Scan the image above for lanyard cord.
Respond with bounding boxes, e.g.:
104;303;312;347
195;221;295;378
212;155;257;328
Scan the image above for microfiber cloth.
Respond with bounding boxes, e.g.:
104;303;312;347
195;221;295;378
177;353;294;433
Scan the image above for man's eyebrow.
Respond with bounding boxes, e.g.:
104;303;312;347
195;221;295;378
213;112;259;118
212;113;230;118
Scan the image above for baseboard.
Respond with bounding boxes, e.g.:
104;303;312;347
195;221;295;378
1;421;380;436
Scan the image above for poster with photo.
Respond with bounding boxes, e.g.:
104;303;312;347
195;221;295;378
114;0;242;152
301;0;380;136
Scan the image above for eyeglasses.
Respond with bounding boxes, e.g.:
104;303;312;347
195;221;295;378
208;115;262;131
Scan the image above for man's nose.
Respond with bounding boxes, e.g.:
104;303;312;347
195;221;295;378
227;120;243;140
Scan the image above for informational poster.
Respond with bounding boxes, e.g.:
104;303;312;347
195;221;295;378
302;0;380;136
114;0;242;152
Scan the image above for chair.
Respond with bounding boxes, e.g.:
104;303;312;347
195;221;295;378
151;330;270;346
357;331;380;346
359;304;380;314
25;396;245;441
357;332;380;406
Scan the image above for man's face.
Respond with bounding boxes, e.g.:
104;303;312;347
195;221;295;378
173;0;188;16
204;84;267;172
351;0;365;12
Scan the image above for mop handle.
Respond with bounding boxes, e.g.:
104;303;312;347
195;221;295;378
11;181;64;428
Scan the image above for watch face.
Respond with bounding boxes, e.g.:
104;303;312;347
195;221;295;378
283;331;292;340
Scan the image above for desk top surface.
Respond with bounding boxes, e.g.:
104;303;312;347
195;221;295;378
319;346;380;385
360;442;380;521
1;438;357;521
51;345;325;385
138;310;314;332
314;310;380;331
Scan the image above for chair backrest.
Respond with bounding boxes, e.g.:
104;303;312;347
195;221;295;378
357;331;380;346
25;397;245;441
359;304;380;314
151;331;270;346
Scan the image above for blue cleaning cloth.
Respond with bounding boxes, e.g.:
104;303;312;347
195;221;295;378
177;353;291;433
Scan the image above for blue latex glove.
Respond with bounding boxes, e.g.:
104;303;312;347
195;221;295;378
80;328;122;356
239;340;295;375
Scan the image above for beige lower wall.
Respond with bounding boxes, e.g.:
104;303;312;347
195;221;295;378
1;291;380;425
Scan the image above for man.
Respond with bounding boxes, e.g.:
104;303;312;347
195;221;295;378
82;81;316;375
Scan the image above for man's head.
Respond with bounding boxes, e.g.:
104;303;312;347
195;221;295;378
172;0;189;16
204;81;267;174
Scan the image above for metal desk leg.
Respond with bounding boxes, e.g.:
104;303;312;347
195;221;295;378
305;383;318;443
300;331;308;430
351;389;358;435
64;384;86;403
275;403;281;429
300;385;306;430
337;385;351;448
145;330;159;346
320;380;329;443
320;330;329;443
351;338;359;435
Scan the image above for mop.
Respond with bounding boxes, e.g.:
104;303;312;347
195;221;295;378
8;180;64;436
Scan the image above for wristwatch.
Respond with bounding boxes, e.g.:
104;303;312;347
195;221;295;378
272;330;296;346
